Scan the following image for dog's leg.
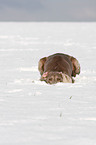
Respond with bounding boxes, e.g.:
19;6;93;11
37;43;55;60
38;57;47;75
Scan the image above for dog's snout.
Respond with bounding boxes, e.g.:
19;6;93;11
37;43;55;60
47;75;63;84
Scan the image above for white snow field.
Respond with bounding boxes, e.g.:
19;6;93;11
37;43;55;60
0;22;96;145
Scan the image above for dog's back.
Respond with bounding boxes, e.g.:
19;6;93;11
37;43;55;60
44;53;73;77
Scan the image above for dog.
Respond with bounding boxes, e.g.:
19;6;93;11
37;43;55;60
38;53;80;84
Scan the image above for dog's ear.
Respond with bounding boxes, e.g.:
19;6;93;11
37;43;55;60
42;72;49;78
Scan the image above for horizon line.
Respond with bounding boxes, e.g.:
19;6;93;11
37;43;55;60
0;20;96;23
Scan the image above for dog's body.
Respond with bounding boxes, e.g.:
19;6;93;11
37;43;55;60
38;53;80;84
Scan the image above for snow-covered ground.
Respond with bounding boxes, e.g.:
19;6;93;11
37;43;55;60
0;22;96;145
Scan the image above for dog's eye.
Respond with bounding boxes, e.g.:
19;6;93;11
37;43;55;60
57;78;61;81
49;78;52;81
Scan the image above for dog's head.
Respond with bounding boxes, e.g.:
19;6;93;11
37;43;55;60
41;72;63;84
41;71;72;84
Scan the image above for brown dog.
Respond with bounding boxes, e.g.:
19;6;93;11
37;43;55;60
38;53;80;84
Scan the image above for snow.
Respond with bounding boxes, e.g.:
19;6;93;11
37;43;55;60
0;22;96;145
